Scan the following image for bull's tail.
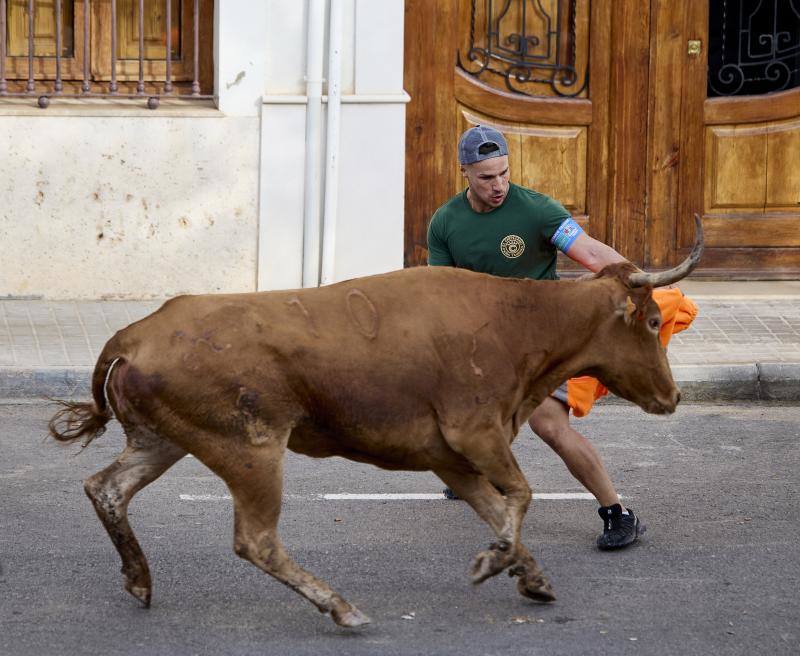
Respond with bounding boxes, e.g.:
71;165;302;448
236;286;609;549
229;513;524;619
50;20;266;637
48;337;124;448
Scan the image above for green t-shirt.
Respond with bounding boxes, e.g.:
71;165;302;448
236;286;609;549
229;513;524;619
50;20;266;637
427;183;573;280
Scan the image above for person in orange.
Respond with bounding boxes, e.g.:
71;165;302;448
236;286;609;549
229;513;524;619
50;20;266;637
428;125;696;549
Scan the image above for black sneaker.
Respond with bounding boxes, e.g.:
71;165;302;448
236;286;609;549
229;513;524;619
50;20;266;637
596;504;645;550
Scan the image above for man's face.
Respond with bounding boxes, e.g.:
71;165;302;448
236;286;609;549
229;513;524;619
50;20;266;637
461;155;510;212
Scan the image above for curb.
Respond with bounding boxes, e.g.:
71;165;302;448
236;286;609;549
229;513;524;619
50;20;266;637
2;364;798;404
672;363;800;402
597;363;800;404
0;367;92;403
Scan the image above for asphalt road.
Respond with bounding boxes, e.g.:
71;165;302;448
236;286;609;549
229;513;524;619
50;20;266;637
1;401;798;656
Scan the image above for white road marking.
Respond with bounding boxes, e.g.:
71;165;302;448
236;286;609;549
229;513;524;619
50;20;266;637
323;492;596;500
530;492;597;500
180;494;229;501
323;493;450;500
179;492;597;502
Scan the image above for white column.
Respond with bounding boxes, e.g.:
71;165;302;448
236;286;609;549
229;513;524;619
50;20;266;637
257;0;409;290
215;0;267;116
258;1;312;290
329;0;407;282
320;0;343;286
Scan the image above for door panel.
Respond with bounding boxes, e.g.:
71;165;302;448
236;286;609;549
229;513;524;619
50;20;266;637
7;0;74;57
705;124;769;211
116;0;181;61
766;120;800;208
704;119;800;215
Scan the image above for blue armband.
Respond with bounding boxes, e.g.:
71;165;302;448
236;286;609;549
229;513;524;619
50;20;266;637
550;217;583;253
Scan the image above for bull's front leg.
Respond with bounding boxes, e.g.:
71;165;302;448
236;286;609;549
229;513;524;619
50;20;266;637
435;465;555;603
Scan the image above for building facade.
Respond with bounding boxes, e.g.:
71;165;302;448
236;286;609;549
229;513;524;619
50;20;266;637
1;0;407;299
2;1;799;301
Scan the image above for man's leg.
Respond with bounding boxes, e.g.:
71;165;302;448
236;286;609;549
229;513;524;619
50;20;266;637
528;396;645;549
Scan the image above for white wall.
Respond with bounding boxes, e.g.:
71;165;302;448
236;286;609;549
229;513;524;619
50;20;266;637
0;113;258;299
0;0;269;299
258;0;407;290
0;0;406;299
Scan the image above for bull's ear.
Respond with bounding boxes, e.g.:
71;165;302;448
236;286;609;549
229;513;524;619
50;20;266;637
616;290;651;325
624;295;637;325
615;295;637;325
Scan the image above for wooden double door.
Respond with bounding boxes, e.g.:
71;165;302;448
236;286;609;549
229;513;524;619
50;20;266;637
404;0;800;278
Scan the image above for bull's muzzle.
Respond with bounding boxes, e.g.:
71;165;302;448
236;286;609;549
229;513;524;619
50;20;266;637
650;388;680;414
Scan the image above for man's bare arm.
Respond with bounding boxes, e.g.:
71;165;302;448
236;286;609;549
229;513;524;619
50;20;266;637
564;232;627;273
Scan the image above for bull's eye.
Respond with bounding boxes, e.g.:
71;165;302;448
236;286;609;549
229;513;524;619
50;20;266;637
648;317;660;331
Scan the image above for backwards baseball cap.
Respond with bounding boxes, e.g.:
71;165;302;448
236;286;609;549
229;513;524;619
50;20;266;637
458;125;509;165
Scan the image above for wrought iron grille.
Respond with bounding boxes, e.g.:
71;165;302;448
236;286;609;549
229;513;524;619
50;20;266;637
457;0;588;97
0;0;213;108
708;0;800;97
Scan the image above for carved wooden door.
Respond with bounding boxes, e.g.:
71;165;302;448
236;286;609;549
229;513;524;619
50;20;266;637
404;0;613;273
673;0;800;277
405;0;800;278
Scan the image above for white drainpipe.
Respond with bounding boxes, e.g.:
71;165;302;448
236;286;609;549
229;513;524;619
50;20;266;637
302;0;326;288
320;0;343;286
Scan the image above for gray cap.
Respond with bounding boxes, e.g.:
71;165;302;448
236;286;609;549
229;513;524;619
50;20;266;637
458;125;509;165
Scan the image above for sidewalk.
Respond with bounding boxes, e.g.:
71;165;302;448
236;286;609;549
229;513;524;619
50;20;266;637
1;281;799;402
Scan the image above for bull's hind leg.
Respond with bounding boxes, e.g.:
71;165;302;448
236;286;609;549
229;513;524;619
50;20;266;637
206;442;370;628
436;468;555;602
83;426;187;607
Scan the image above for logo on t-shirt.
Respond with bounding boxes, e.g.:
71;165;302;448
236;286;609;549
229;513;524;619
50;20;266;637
500;234;525;259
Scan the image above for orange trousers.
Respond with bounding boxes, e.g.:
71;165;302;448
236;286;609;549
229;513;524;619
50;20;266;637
566;288;698;417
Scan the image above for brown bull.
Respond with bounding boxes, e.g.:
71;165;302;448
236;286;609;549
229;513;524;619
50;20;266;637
50;216;703;628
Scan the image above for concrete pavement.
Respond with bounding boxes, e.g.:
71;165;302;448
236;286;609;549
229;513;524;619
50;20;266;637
1;281;799;402
3;402;799;655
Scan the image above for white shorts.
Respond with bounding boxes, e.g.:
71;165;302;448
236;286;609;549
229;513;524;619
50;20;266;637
551;381;569;405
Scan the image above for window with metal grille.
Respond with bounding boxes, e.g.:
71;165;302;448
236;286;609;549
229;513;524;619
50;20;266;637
0;0;214;107
457;0;589;98
708;0;800;97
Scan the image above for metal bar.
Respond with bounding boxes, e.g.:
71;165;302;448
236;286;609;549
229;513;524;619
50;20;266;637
110;0;118;93
55;0;63;92
0;89;214;100
569;0;577;69
0;0;7;94
82;0;90;92
191;0;199;95
27;0;34;93
137;0;144;94
320;0;343;286
487;0;493;60
164;0;172;92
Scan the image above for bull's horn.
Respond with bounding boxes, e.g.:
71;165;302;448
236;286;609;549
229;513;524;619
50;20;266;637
628;213;704;288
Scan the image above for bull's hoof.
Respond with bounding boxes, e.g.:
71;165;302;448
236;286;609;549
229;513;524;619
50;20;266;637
125;582;152;608
470;548;514;584
331;606;372;628
516;574;556;603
